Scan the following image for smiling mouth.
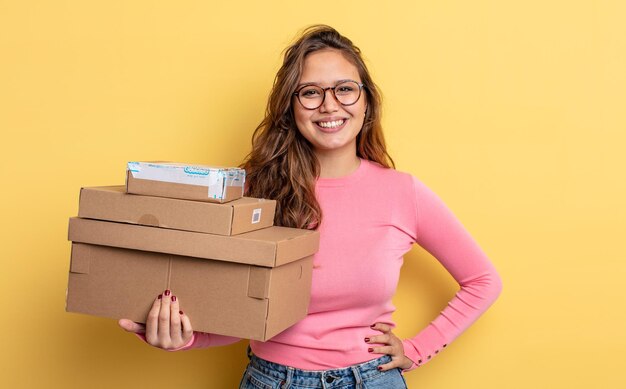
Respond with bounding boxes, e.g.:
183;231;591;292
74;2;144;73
316;119;346;129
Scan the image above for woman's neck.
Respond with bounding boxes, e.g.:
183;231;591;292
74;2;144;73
315;151;361;179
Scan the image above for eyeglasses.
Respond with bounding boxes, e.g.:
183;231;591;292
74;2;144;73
293;80;365;110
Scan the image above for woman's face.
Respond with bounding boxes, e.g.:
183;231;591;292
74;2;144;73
293;49;367;157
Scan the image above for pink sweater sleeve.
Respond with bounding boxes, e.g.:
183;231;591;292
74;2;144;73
177;332;241;350
401;177;502;370
134;331;241;351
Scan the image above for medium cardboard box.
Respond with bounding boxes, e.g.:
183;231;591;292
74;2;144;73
126;162;245;203
68;217;319;267
66;218;320;340
67;243;313;341
78;186;276;235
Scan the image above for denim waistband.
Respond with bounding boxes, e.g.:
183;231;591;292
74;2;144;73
247;348;393;388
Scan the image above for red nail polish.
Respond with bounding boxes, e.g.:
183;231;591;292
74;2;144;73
164;289;171;296
368;348;373;353
157;294;162;299
364;338;370;342
171;295;177;302
377;366;383;371
370;324;376;328
179;310;184;315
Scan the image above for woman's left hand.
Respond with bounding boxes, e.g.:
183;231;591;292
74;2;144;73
365;322;414;371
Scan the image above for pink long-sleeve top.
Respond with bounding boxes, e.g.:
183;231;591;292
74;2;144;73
177;158;502;371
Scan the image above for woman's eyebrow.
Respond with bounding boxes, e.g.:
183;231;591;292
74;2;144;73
296;79;356;88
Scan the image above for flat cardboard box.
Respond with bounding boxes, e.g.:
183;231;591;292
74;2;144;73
78;186;276;235
126;162;245;203
68;217;319;267
66;243;313;341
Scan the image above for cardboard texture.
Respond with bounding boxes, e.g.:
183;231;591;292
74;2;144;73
67;243;313;341
126;162;245;203
68;217;319;267
78;186;276;235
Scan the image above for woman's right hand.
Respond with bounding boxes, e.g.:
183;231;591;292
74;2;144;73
118;289;194;350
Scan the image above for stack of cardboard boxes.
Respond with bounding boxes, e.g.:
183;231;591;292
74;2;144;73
66;162;319;341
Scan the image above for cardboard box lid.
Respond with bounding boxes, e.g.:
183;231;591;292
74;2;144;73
78;186;276;235
68;217;319;267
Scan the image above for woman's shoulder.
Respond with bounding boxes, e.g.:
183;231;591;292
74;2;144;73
362;158;415;182
361;159;418;195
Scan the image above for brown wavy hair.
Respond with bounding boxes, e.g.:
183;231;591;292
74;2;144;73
241;25;395;229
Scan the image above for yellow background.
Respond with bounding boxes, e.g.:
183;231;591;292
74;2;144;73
1;1;624;388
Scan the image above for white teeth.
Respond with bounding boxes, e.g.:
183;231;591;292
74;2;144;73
318;119;345;128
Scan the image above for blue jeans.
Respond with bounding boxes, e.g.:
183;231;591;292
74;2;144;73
239;348;408;389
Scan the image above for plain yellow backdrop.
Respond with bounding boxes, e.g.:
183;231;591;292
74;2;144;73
1;1;624;388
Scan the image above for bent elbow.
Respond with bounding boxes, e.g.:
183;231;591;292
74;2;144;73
486;266;503;305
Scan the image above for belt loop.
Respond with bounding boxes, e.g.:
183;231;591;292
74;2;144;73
246;345;253;360
281;367;294;389
351;366;363;389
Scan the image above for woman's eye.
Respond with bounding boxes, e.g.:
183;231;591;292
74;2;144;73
301;88;321;97
335;84;357;95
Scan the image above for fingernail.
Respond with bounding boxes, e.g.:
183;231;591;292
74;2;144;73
171;295;177;302
377;366;383;371
368;348;373;353
370;324;376;328
164;289;171;296
179;310;184;315
157;294;162;299
364;338;370;342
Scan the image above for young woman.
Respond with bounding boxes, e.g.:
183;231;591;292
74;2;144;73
120;25;502;388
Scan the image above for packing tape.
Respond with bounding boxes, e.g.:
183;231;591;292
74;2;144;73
165;256;173;291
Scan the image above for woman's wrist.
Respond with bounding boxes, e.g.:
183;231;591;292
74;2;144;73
399;356;415;370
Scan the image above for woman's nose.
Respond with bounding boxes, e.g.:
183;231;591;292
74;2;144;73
319;88;340;112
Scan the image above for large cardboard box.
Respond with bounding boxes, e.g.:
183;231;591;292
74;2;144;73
126;162;245;203
67;243;313;341
66;218;320;340
78;186;276;235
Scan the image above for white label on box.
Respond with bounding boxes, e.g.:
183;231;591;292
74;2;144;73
207;176;224;199
251;208;262;224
